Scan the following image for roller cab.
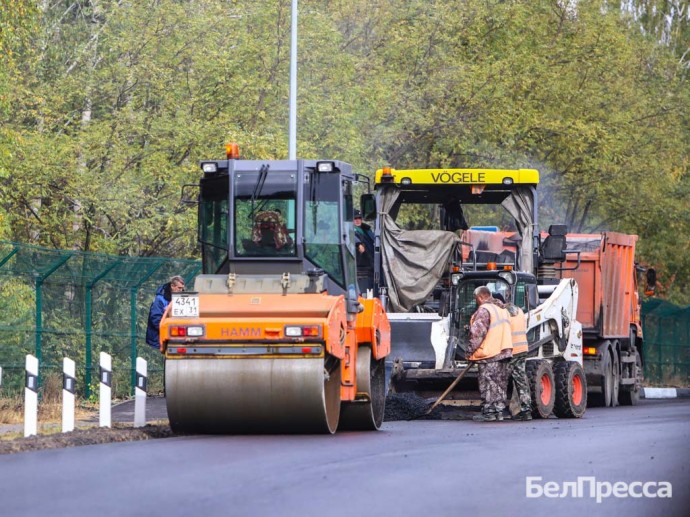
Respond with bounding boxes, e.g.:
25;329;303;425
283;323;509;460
160;152;390;433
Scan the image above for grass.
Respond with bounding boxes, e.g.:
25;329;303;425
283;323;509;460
0;373;98;425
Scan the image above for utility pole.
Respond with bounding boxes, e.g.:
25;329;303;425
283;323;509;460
288;0;298;160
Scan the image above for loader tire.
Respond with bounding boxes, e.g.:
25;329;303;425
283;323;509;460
526;359;555;419
553;360;587;418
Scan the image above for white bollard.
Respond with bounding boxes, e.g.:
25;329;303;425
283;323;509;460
0;365;3;387
134;357;147;428
99;352;112;428
62;358;76;433
24;355;39;437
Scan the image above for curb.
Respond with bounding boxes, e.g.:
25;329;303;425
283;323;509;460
641;387;690;399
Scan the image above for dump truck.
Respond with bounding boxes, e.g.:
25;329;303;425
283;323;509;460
158;146;390;433
363;167;587;418
555;232;647;406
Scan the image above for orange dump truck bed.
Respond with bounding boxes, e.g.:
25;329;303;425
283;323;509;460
559;232;641;338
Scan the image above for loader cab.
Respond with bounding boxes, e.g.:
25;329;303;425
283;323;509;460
197;157;358;301
450;270;538;354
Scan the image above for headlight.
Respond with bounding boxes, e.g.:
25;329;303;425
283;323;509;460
201;162;218;174
316;161;335;173
498;271;516;285
451;273;463;286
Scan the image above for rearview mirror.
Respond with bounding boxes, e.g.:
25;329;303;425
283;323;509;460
645;268;657;296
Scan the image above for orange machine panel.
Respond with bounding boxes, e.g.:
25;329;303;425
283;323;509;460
160;292;347;359
355;297;391;359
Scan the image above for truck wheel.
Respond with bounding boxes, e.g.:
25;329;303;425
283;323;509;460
619;350;642;406
553;361;587;418
611;344;620;407
526;360;555;419
589;347;613;407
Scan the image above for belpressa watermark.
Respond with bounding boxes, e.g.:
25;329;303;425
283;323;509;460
526;476;673;503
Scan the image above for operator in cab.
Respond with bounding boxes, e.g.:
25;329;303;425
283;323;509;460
354;209;375;292
466;286;513;422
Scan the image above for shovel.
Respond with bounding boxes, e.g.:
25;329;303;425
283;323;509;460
409;361;475;420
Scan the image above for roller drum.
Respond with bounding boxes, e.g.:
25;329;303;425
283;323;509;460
166;357;341;434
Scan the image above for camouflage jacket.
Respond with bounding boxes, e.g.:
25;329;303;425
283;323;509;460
252;211;292;249
467;298;512;363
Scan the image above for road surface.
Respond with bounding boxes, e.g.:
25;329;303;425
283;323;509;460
0;399;688;517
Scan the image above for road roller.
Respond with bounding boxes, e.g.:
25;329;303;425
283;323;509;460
159;146;390;433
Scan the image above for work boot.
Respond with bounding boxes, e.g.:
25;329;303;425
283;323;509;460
513;410;533;421
472;412;503;422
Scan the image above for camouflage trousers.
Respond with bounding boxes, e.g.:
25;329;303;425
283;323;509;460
477;359;510;415
507;353;531;413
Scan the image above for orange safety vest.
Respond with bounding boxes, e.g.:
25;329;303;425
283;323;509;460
469;303;512;361
509;306;529;355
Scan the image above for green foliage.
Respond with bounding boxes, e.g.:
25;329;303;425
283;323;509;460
0;278;34;365
0;0;688;302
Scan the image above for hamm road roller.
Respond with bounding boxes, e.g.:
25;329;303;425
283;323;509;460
159;145;390;434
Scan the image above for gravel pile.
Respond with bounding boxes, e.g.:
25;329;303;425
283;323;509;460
384;392;441;421
384;392;479;421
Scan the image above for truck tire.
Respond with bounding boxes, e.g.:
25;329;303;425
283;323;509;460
553;361;587;418
589;346;614;407
526;359;555;419
611;342;620;407
619;349;642;406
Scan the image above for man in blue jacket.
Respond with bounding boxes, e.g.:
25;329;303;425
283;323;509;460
354;210;375;292
146;275;185;349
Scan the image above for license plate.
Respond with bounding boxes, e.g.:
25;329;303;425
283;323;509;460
171;293;199;318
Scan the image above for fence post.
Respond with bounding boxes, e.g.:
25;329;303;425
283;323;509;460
35;253;72;388
85;286;93;398
134;357;147;428
130;287;138;396
35;279;43;377
24;354;39;437
84;259;122;399
62;358;76;432
99;352;112;428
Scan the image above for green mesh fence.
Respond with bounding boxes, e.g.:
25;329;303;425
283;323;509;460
642;299;690;387
0;241;201;399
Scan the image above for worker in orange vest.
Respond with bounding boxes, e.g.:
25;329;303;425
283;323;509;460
505;300;532;421
467;286;513;422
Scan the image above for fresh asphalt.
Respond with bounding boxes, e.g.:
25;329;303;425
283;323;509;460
0;399;688;517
